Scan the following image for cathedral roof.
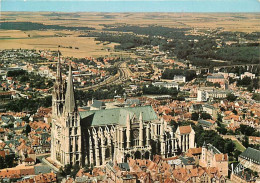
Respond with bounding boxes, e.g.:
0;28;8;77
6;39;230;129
79;106;157;126
239;147;260;165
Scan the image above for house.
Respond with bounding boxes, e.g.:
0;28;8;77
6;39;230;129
23;157;35;166
199;143;229;177
207;74;225;84
190;104;203;113
203;104;218;120
198;119;217;130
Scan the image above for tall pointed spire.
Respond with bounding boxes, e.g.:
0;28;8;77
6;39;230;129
56;50;62;82
64;63;76;113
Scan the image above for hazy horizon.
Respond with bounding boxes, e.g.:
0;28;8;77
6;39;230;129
1;0;260;13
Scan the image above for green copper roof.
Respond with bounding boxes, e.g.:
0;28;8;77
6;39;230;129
79;106;157;126
239;147;260;165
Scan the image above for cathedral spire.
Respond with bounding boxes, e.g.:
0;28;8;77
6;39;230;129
56;50;62;82
64;63;76;113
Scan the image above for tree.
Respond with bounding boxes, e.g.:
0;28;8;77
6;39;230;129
84;164;94;174
5;154;15;168
59;164;72;177
224;140;235;155
200;112;212;120
0;156;5;169
191;113;199;121
243;136;249;148
232;109;238;115
247;85;253;92
25;124;31;136
217;113;223;122
70;164;80;178
239;124;256;136
217;126;227;135
226;93;237;102
21;116;30;123
252;93;260;101
233;150;242;161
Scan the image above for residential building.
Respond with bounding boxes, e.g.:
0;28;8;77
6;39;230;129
199;143;229;177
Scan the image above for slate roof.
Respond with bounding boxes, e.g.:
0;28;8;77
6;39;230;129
239;147;260;165
207;74;224;79
191;104;203;111
198;120;213;127
206;144;221;154
79;106;157;126
126;99;140;106
1;115;15;123
203;104;215;110
92;100;106;109
119;163;130;171
34;165;53;175
179;156;195;165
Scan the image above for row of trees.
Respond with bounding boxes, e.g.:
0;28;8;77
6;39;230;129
142;85;178;97
191;112;212;121
1;22;95;31
4;96;52;112
236;77;259;91
75;85;125;106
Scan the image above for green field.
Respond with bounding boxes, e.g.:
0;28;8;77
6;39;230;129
233;140;246;152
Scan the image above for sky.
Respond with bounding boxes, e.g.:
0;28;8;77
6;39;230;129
0;0;260;12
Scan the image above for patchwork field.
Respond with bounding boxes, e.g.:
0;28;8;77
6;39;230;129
0;30;122;58
0;12;259;58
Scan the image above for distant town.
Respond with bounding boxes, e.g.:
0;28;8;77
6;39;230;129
0;12;259;183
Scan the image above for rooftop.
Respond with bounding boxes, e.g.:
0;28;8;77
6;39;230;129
79;106;158;126
239;147;260;165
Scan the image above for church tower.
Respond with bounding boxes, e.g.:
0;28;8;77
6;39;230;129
52;51;65;117
63;64;82;166
51;51;65;164
51;58;82;166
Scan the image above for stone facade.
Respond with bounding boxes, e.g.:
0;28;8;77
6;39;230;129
51;58;195;167
199;143;229;177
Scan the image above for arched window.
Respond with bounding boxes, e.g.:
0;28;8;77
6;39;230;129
105;148;110;159
134;151;141;159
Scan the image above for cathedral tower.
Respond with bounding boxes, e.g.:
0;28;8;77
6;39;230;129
63;64;82;166
52;51;65;117
51;59;82;166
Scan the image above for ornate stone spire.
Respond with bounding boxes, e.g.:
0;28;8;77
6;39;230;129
126;113;131;148
139;112;143;146
56;50;62;82
64;64;76;113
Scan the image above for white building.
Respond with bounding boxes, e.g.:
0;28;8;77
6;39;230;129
197;90;208;102
152;82;178;90
240;72;255;79
197;89;230;102
173;75;186;83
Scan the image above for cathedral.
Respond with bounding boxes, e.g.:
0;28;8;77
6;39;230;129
51;55;196;167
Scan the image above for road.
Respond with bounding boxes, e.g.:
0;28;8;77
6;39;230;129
79;61;133;91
